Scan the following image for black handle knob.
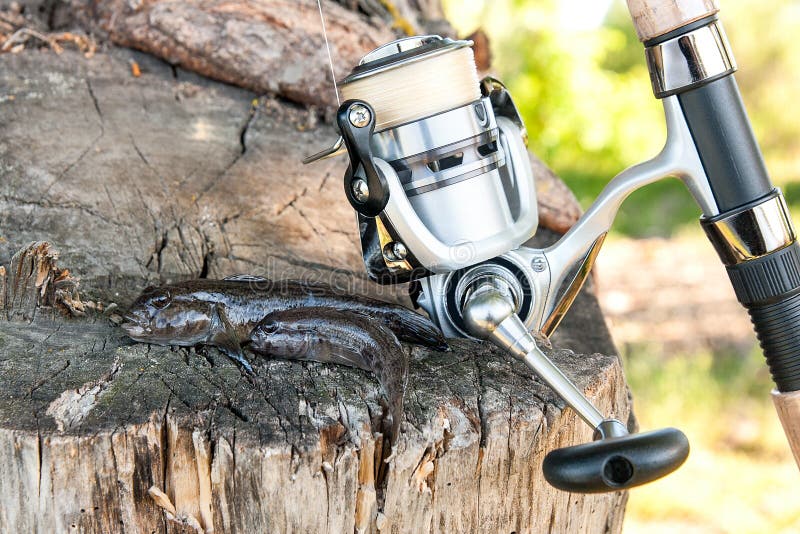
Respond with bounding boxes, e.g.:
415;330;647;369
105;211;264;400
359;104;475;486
542;427;689;493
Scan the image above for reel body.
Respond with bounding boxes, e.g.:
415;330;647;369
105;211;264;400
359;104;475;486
331;36;539;285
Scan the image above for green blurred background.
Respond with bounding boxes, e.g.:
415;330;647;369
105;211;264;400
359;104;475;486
440;0;800;531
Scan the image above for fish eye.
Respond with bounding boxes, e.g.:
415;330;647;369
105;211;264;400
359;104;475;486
259;322;279;334
150;292;170;310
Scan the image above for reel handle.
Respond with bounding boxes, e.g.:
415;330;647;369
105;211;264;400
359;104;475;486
460;275;689;492
543;428;690;493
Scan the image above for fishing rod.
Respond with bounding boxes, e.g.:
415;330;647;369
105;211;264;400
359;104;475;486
306;0;800;493
625;0;800;471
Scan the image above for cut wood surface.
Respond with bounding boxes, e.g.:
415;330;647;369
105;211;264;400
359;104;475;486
0;2;624;531
0;47;580;296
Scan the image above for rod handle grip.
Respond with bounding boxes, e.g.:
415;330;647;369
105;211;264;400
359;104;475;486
773;390;800;469
542;428;690;493
626;0;719;41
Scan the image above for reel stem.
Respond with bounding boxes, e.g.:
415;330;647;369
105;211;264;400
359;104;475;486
460;277;609;430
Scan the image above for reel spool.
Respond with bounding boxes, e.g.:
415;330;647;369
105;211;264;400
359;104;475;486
330;36;539;283
340;37;481;131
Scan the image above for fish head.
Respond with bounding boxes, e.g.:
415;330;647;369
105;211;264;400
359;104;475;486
250;316;311;358
123;285;215;345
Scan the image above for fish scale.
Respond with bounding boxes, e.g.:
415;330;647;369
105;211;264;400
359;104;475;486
249;307;408;446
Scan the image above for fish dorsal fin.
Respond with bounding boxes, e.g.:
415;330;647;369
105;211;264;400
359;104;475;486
223;274;270;283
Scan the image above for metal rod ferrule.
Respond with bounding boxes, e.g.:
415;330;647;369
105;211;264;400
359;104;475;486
645;20;736;98
702;190;796;265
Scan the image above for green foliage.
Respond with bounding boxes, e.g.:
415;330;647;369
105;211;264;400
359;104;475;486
442;0;800;237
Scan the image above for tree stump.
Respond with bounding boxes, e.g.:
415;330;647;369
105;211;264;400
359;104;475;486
0;3;630;532
0;241;631;533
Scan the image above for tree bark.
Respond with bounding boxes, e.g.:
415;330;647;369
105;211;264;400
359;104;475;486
0;3;623;532
1;0;581;234
64;0;453;108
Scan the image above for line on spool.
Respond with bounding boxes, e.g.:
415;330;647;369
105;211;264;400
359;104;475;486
340;47;481;132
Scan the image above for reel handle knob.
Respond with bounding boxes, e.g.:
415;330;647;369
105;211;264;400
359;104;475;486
543;427;690;493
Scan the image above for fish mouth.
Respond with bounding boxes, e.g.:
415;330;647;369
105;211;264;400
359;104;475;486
121;312;152;340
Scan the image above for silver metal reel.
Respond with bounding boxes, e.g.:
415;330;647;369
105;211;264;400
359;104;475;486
418;94;718;339
306;34;697;492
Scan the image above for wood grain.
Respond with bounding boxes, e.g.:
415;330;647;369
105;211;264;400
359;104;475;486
67;0;452;108
625;0;719;41
0;47;582;300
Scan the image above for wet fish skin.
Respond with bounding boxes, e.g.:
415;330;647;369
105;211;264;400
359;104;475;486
122;278;448;352
249;307;408;444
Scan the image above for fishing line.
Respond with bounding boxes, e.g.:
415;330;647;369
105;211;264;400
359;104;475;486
316;0;341;106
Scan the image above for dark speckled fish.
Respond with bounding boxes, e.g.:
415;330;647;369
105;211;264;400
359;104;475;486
249;307;408;443
122;276;447;371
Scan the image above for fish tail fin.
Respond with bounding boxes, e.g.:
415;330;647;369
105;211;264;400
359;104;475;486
386;308;449;351
376;395;404;486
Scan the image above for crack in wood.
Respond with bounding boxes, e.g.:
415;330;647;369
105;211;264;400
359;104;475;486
44;356;122;432
239;100;258;155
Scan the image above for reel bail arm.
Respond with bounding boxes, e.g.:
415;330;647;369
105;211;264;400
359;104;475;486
337;100;389;217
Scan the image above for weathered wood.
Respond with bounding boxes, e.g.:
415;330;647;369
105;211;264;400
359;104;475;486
4;239;90;322
1;47;372;305
0;282;630;533
625;0;719;41
2;0;581;236
5;241;58;320
0;241;86;321
0;47;581;297
0;265;5;313
0;14;621;532
66;0;451;109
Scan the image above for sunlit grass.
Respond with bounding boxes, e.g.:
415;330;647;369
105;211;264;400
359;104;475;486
621;344;800;533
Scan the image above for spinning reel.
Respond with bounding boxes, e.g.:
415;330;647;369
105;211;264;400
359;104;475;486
307;14;800;493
